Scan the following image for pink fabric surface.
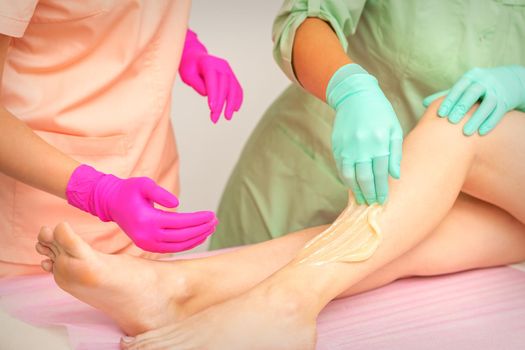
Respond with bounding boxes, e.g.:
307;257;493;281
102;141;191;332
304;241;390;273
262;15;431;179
1;265;524;349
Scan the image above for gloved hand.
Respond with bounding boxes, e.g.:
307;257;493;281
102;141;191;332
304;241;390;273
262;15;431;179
179;29;243;124
66;164;217;253
327;64;403;205
423;65;525;136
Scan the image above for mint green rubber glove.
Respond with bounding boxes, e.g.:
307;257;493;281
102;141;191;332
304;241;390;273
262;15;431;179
327;64;403;205
423;65;525;136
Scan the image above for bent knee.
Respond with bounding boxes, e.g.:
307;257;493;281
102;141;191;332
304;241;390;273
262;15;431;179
419;96;477;128
410;98;483;155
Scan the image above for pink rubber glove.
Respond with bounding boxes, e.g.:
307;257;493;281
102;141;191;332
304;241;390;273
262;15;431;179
66;164;217;253
179;29;243;123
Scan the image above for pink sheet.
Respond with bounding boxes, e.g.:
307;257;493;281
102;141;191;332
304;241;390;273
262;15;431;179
1;266;524;349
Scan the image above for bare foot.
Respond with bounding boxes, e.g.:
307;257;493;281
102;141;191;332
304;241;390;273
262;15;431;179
120;287;317;350
35;223;197;335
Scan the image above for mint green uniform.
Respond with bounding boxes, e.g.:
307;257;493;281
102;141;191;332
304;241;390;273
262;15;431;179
211;0;525;249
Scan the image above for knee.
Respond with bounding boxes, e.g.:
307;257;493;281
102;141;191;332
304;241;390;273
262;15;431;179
413;101;447;142
419;95;479;126
412;97;482;152
411;96;456;137
422;96;444;119
418;96;474;127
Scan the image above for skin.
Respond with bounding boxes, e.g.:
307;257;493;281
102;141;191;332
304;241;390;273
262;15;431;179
292;18;351;101
36;100;525;349
0;34;79;197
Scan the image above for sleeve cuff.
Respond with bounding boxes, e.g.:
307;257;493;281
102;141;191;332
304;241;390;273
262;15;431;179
0;14;30;37
272;6;352;85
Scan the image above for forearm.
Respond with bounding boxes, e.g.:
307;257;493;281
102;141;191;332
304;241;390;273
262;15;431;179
0;107;79;198
292;18;351;101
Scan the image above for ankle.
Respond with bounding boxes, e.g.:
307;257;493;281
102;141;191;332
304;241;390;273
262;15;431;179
254;273;327;319
251;284;316;321
258;262;353;316
169;272;195;301
162;261;219;317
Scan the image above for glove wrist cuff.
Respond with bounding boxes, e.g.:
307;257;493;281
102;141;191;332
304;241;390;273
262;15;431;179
181;30;208;61
66;164;118;222
326;63;378;109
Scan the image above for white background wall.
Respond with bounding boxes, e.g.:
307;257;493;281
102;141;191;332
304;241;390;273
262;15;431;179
172;1;289;251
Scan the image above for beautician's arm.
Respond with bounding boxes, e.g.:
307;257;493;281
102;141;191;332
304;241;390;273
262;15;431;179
290;18;403;206
0;34;79;198
292;18;351;102
0;34;216;253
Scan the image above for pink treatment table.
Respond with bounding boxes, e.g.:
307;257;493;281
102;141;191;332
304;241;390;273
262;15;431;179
0;260;524;349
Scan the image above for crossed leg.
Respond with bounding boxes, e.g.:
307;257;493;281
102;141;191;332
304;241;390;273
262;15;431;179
117;101;525;349
36;101;525;349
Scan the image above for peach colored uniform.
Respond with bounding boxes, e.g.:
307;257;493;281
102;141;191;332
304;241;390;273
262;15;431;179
0;0;190;277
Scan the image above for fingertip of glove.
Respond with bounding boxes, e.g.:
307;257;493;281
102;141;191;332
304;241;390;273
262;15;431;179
446;115;461;125
354;194;366;205
365;198;377;205
166;198;179;208
478;126;491;136
437;105;448;117
390;167;400;179
462;126;475;136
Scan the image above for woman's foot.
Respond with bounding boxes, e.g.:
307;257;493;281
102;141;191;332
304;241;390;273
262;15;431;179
35;223;197;335
120;285;318;350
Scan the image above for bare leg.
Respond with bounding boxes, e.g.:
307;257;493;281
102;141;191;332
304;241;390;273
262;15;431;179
121;198;525;350
121;103;525;349
341;194;525;297
35;193;525;340
178;192;525;311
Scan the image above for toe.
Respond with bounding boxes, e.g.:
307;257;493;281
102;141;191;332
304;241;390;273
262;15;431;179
54;222;92;258
38;226;54;244
122;325;179;350
121;338;172;350
38;226;60;256
121;337;149;350
120;337;134;350
41;259;53;272
35;242;55;259
48;242;60;258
